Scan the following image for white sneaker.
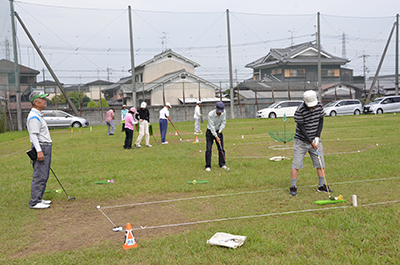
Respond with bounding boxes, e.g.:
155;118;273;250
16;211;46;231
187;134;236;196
30;202;50;209
221;165;230;171
146;144;152;147
41;199;51;204
205;167;211;172
136;144;141;148
162;141;169;144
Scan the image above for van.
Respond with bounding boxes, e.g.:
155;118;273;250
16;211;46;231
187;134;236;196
42;110;89;128
363;96;400;114
323;99;363;116
256;100;303;119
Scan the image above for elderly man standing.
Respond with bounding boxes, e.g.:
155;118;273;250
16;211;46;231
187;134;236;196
26;92;52;209
289;90;332;196
159;102;173;144
193;100;202;134
205;102;229;171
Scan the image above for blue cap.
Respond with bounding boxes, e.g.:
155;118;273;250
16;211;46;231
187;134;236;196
216;102;225;113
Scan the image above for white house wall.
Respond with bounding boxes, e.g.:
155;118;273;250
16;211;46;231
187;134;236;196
143;57;195;84
151;81;216;106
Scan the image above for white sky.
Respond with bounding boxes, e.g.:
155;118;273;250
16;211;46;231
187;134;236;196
1;0;399;86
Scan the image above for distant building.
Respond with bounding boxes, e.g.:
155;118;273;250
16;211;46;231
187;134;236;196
103;49;222;107
0;59;40;109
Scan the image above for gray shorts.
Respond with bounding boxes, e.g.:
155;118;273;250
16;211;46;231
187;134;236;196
292;138;325;169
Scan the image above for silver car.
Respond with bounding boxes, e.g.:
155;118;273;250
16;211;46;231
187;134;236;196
42;110;89;128
363;96;400;114
324;99;363;116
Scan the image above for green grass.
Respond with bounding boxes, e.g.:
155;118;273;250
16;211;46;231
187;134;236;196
1;114;400;264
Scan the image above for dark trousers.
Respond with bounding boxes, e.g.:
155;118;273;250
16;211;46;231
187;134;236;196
124;128;133;148
159;119;168;143
205;129;225;168
29;144;52;207
122;122;125;132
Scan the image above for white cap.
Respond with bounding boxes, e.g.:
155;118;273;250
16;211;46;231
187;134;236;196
303;90;318;107
140;102;147;108
166;102;172;108
196;100;202;104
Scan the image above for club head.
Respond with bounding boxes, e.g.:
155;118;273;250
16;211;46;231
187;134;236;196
112;227;123;232
68;197;76;200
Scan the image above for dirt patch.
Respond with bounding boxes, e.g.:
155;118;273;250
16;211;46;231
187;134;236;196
10;193;213;260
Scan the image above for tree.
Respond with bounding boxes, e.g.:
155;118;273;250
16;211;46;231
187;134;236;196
68;91;91;109
96;98;109;108
86;100;96;108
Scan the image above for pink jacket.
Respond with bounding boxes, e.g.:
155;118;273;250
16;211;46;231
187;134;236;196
124;113;134;130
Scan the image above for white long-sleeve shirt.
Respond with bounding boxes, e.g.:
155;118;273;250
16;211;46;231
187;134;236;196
207;109;226;137
194;105;201;119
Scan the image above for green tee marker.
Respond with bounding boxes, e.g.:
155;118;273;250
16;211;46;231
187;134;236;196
283;113;287;122
314;199;346;205
187;180;209;184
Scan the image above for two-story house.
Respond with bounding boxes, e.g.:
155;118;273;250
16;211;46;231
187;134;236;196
103;49;220;107
242;42;362;102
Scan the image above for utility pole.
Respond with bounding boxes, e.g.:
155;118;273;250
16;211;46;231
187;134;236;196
362;54;370;98
128;6;136;107
342;32;347;59
317;12;322;102
226;9;234;119
10;0;22;131
365;22;396;104
396;14;399;96
14;12;79;116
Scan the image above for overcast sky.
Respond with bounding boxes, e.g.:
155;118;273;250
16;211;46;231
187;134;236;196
1;0;398;86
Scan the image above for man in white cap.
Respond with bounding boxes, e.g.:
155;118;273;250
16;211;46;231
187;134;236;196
289;90;331;196
26;91;52;209
159;102;173;144
193;100;202;134
205;102;228;171
135;101;151;147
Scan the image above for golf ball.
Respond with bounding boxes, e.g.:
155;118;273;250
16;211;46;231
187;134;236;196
97;205;100;209
193;180;197;184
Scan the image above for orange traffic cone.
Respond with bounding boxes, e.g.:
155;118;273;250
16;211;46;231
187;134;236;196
195;136;199;142
123;223;137;249
175;130;178;136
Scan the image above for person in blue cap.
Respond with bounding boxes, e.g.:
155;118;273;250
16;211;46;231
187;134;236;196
205;102;229;171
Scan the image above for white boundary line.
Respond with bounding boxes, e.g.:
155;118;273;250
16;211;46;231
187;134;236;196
101;176;400;209
131;200;400;231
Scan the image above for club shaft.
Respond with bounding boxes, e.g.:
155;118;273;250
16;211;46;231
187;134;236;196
50;167;71;199
316;150;330;197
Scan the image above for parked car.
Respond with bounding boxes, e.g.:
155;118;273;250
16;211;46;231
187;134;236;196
42;110;89;128
256;100;303;119
363;96;400;114
323;99;363;116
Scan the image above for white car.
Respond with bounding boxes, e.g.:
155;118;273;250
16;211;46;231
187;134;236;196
256;100;303;119
42;110;89;128
363;96;400;114
324;99;363;116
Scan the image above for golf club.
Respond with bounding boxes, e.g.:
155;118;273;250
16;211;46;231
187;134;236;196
216;137;229;170
316;149;334;200
49;167;76;201
171;123;183;141
149;123;159;145
96;206;123;232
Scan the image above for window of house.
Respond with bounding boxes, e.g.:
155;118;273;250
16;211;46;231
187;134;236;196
284;69;305;77
271;69;275;75
276;68;282;74
322;69;340;77
253;73;259;80
10;95;16;102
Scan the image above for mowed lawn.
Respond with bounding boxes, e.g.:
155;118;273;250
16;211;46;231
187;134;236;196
1;114;399;264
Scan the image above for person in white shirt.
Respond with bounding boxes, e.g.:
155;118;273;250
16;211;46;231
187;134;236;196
193;100;202;133
205;102;229;171
26;92;52;209
159;102;174;144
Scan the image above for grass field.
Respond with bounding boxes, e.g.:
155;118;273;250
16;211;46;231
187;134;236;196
1;114;399;264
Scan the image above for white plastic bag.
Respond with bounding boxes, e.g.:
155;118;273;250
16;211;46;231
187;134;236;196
206;232;246;249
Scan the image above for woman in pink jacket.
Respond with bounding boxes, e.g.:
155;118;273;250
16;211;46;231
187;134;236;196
123;107;137;149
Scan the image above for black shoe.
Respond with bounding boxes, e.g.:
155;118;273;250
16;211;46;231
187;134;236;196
317;184;333;193
289;186;297;196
